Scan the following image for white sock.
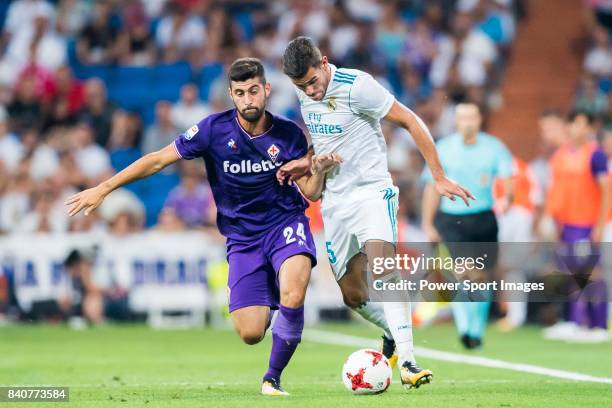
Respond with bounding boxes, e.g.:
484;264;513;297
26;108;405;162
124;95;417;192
355;301;392;339
383;301;415;364
507;301;527;327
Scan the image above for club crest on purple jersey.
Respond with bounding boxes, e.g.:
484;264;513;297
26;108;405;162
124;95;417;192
173;109;310;240
268;144;280;162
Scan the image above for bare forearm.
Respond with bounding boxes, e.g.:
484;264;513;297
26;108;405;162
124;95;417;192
100;151;171;194
385;102;445;181
66;144;179;217
276;146;315;185
296;171;326;201
407;116;445;181
422;183;440;227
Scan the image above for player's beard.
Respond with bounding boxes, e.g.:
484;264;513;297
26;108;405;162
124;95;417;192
240;105;264;123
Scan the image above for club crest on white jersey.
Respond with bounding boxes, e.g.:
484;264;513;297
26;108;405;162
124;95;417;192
294;64;395;200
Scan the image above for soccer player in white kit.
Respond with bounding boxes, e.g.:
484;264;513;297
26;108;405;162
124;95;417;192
279;37;473;389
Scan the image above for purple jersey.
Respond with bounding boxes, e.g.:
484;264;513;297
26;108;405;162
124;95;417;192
174;109;308;240
590;148;608;178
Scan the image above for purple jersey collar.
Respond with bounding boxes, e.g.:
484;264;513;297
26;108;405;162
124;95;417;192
233;109;275;140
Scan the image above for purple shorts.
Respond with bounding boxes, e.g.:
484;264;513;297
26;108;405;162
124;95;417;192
561;225;592;243
226;213;317;313
557;224;600;272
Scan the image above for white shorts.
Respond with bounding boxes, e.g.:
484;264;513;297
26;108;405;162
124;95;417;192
497;206;534;271
603;222;612;243
321;186;399;281
497;206;534;242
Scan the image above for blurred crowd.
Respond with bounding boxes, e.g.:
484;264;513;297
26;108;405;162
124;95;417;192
0;0;610;331
0;0;526;236
575;1;612;119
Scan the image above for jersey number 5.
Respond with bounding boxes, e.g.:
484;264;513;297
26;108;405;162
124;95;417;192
325;241;337;264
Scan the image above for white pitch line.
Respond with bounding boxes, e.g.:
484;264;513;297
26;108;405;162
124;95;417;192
303;329;612;385
0;379;540;388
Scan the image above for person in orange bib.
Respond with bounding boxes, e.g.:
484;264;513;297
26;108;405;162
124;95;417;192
494;156;543;241
494;156;543;330
601;126;612;329
546;111;609;338
601;126;612;241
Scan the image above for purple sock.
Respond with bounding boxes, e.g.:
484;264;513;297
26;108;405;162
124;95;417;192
264;305;304;381
570;280;608;329
589;301;608;329
569;301;588;326
587;280;608;329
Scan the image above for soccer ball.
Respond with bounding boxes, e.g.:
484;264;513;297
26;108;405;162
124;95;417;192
342;349;392;394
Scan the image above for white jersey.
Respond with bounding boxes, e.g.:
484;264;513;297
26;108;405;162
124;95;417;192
296;64;395;205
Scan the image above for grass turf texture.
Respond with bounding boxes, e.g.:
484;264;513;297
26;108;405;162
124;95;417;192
1;323;611;407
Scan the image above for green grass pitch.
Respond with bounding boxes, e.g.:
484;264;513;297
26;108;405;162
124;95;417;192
1;322;611;407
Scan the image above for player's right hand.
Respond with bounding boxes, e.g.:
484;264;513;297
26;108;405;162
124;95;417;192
65;185;108;217
434;177;474;206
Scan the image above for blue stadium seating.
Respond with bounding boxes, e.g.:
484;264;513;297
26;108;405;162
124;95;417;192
199;63;224;101
0;1;13;32
386;65;404;96
66;38;79;67
141;173;181;226
599;77;610;93
235;12;255;41
72;64;112;83
107;67;156;113
154;62;193;84
65;60;229;223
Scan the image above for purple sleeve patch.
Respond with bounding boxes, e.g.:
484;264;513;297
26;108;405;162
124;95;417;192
590;149;608;177
174;117;211;160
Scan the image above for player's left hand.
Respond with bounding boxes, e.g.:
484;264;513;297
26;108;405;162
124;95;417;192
435;177;474;206
312;153;343;175
276;155;312;185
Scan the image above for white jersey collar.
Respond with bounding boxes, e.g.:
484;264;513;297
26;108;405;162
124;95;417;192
323;63;338;98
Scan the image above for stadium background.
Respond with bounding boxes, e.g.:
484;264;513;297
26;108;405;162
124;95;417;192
0;0;612;406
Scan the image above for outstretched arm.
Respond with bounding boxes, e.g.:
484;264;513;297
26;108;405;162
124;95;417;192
294;153;342;201
66;143;181;216
384;101;474;206
276;145;314;185
421;183;442;242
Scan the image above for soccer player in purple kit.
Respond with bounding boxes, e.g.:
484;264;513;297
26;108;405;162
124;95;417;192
65;58;341;396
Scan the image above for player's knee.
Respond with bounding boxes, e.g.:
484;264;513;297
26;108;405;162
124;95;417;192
242;334;264;345
280;288;306;308
238;327;265;345
342;291;367;309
